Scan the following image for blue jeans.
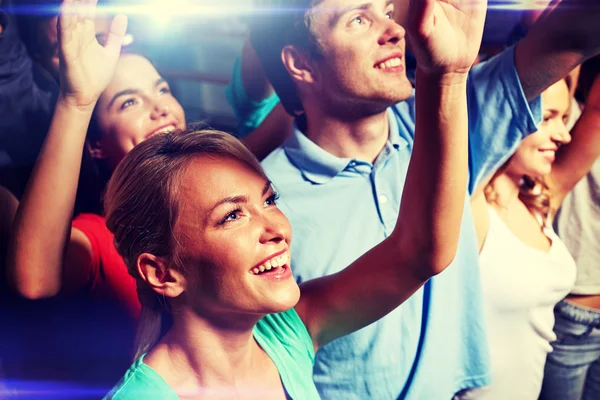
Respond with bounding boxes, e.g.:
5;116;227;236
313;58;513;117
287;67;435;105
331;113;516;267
539;300;600;400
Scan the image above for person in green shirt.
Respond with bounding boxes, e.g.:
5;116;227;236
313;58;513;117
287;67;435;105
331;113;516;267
48;0;486;398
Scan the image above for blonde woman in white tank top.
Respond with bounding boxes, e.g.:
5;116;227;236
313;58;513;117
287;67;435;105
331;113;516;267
462;72;600;400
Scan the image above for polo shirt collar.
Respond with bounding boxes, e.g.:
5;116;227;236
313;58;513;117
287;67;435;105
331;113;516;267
283;108;408;184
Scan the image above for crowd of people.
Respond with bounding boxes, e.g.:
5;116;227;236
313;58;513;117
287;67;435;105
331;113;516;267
1;0;600;399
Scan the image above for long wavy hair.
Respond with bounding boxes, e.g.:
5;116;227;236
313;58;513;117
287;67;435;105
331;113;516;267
485;165;552;224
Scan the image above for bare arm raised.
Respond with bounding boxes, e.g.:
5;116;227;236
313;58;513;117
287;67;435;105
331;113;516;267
296;0;486;349
6;0;126;298
516;0;600;101
548;71;600;211
236;33;294;159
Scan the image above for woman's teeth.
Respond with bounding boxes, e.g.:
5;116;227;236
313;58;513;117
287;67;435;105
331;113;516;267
154;125;176;135
252;253;289;275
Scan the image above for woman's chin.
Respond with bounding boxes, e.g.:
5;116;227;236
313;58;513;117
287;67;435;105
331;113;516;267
265;284;302;314
524;166;551;180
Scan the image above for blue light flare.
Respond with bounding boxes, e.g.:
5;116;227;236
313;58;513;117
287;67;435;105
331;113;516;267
6;0;564;20
0;379;111;399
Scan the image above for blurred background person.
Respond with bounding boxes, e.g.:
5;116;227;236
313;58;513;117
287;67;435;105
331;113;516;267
467;58;600;400
540;56;600;400
3;1;185;395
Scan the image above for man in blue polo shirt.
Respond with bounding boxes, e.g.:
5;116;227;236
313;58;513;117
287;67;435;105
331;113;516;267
227;0;600;398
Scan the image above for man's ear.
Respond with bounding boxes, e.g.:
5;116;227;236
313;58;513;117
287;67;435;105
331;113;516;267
137;253;186;298
86;140;107;160
281;45;319;84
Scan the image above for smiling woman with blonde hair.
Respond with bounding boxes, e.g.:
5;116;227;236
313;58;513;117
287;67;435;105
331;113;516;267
466;68;600;399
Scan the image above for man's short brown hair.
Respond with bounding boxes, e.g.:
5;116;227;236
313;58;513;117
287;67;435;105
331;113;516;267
249;0;324;115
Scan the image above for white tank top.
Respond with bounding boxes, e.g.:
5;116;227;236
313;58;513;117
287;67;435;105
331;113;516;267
476;206;576;400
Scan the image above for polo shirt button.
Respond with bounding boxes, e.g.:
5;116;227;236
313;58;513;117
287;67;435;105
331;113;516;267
379;194;388;204
349;161;356;167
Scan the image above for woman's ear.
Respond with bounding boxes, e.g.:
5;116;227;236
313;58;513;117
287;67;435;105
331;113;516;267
86;140;107;160
281;45;319;85
137;253;186;298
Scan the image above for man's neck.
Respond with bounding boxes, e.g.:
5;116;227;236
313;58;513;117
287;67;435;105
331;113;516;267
302;106;391;163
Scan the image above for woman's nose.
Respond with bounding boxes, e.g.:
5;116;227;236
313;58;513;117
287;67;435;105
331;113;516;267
259;212;290;245
554;122;572;145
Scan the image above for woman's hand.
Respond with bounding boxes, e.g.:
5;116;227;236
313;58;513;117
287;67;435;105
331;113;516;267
58;0;127;109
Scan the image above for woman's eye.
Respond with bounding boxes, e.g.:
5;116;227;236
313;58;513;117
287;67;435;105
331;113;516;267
220;209;241;225
158;86;171;95
385;10;393;19
120;99;136;110
265;193;280;207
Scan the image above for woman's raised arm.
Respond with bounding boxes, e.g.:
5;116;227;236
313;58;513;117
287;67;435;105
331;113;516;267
548;71;600;212
6;0;126;298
